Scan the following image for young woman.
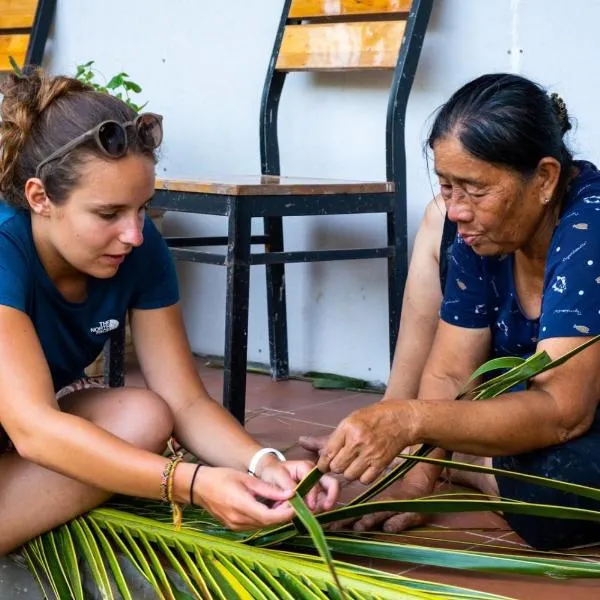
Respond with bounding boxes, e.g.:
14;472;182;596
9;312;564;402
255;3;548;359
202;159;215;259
0;70;338;556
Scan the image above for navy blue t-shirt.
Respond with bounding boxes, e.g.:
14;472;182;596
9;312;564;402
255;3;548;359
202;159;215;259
440;160;600;361
0;205;179;391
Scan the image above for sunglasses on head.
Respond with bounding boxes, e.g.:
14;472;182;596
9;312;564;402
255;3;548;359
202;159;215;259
35;112;163;178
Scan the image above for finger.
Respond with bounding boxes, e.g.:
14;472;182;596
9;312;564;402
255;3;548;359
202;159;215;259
304;487;318;511
359;465;385;486
265;465;297;491
298;435;329;452
352;511;397;532
245;475;293;501
326;517;358;531
317;427;346;473
341;455;374;483
328;442;360;476
232;490;296;529
318;476;340;510
381;511;428;533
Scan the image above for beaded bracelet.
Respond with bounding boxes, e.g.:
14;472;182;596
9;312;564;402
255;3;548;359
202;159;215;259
167;455;184;530
161;440;185;530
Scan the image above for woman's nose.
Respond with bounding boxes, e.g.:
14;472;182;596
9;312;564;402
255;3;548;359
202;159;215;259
119;218;144;247
446;192;473;223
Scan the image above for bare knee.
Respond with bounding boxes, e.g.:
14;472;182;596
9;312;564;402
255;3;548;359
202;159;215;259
67;388;174;453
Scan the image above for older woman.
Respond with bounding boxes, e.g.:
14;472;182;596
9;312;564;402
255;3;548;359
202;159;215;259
318;73;600;550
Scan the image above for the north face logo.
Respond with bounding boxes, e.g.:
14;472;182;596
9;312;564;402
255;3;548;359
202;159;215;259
90;319;120;335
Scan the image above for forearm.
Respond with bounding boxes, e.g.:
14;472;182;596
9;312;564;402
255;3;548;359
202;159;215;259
172;396;263;472
384;315;440;401
411;390;569;456
21;408;196;504
384;336;434;401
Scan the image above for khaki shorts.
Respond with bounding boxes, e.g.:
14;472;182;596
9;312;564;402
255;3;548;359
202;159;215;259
0;376;106;454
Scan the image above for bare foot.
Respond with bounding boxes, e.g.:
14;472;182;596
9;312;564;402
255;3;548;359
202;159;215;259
444;453;499;497
328;472;437;534
298;434;330;453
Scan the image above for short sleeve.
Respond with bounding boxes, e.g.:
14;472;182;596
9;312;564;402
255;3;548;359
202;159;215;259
440;236;489;328
129;216;180;310
0;232;30;313
540;203;600;339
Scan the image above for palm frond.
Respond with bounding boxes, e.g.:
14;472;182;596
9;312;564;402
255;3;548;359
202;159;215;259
26;507;501;600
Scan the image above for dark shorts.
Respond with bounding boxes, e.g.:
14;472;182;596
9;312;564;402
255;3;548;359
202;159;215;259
493;410;600;550
0;376;105;455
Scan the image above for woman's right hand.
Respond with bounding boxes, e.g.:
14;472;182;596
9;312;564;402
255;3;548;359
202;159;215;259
191;466;296;530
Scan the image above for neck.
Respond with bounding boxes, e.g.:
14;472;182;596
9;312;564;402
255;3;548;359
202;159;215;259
31;217;88;302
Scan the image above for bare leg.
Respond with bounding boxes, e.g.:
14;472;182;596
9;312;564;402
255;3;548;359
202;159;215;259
0;387;174;555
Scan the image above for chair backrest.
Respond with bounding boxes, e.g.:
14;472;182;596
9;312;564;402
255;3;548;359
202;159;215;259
260;0;433;187
0;0;56;72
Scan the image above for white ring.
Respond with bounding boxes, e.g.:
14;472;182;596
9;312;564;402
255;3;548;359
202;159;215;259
248;447;285;477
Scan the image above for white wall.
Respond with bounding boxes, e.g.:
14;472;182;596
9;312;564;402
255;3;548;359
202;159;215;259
45;0;600;384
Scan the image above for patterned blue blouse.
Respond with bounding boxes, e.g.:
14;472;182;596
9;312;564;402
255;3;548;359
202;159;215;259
440;160;600;361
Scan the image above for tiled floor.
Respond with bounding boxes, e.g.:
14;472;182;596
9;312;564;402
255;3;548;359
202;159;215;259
165;356;600;600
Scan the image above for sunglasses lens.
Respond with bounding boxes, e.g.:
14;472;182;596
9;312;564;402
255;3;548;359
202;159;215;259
98;122;127;157
136;114;163;149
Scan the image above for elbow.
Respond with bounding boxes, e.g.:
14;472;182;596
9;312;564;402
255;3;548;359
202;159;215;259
553;412;595;445
8;428;37;462
5;410;57;463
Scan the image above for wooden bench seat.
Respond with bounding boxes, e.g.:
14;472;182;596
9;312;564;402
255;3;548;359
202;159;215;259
156;176;393;196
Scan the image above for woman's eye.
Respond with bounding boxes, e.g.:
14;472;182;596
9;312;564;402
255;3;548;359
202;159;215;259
98;212;118;220
466;190;485;199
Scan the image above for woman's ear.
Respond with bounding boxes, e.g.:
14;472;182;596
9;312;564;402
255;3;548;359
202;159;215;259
24;178;52;215
535;157;562;204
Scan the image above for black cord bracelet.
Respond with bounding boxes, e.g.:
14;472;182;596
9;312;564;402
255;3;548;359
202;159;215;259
189;463;203;506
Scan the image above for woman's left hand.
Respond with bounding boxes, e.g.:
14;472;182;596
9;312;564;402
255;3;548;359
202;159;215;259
259;459;340;512
317;400;417;484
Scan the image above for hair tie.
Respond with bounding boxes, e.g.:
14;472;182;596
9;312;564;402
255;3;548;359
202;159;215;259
549;92;571;135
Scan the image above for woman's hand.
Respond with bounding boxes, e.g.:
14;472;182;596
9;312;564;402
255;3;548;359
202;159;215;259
317;400;418;484
192;466;296;530
260;459;340;512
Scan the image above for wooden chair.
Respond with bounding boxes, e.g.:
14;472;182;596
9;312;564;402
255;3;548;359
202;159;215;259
0;0;56;73
150;0;434;423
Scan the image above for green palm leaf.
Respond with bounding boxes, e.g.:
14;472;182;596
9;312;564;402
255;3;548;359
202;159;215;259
25;508;477;600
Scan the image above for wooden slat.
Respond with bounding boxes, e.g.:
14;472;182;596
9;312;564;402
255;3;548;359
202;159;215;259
0;34;29;70
289;0;411;19
0;0;37;29
156;175;393;196
276;21;405;71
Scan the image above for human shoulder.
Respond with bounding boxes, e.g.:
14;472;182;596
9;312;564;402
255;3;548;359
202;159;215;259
558;161;600;224
0;203;33;258
421;196;447;261
423;196;447;231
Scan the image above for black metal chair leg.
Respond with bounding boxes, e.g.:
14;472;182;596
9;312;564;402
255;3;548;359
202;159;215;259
223;207;252;424
263;216;289;380
104;324;126;387
387;209;407;363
